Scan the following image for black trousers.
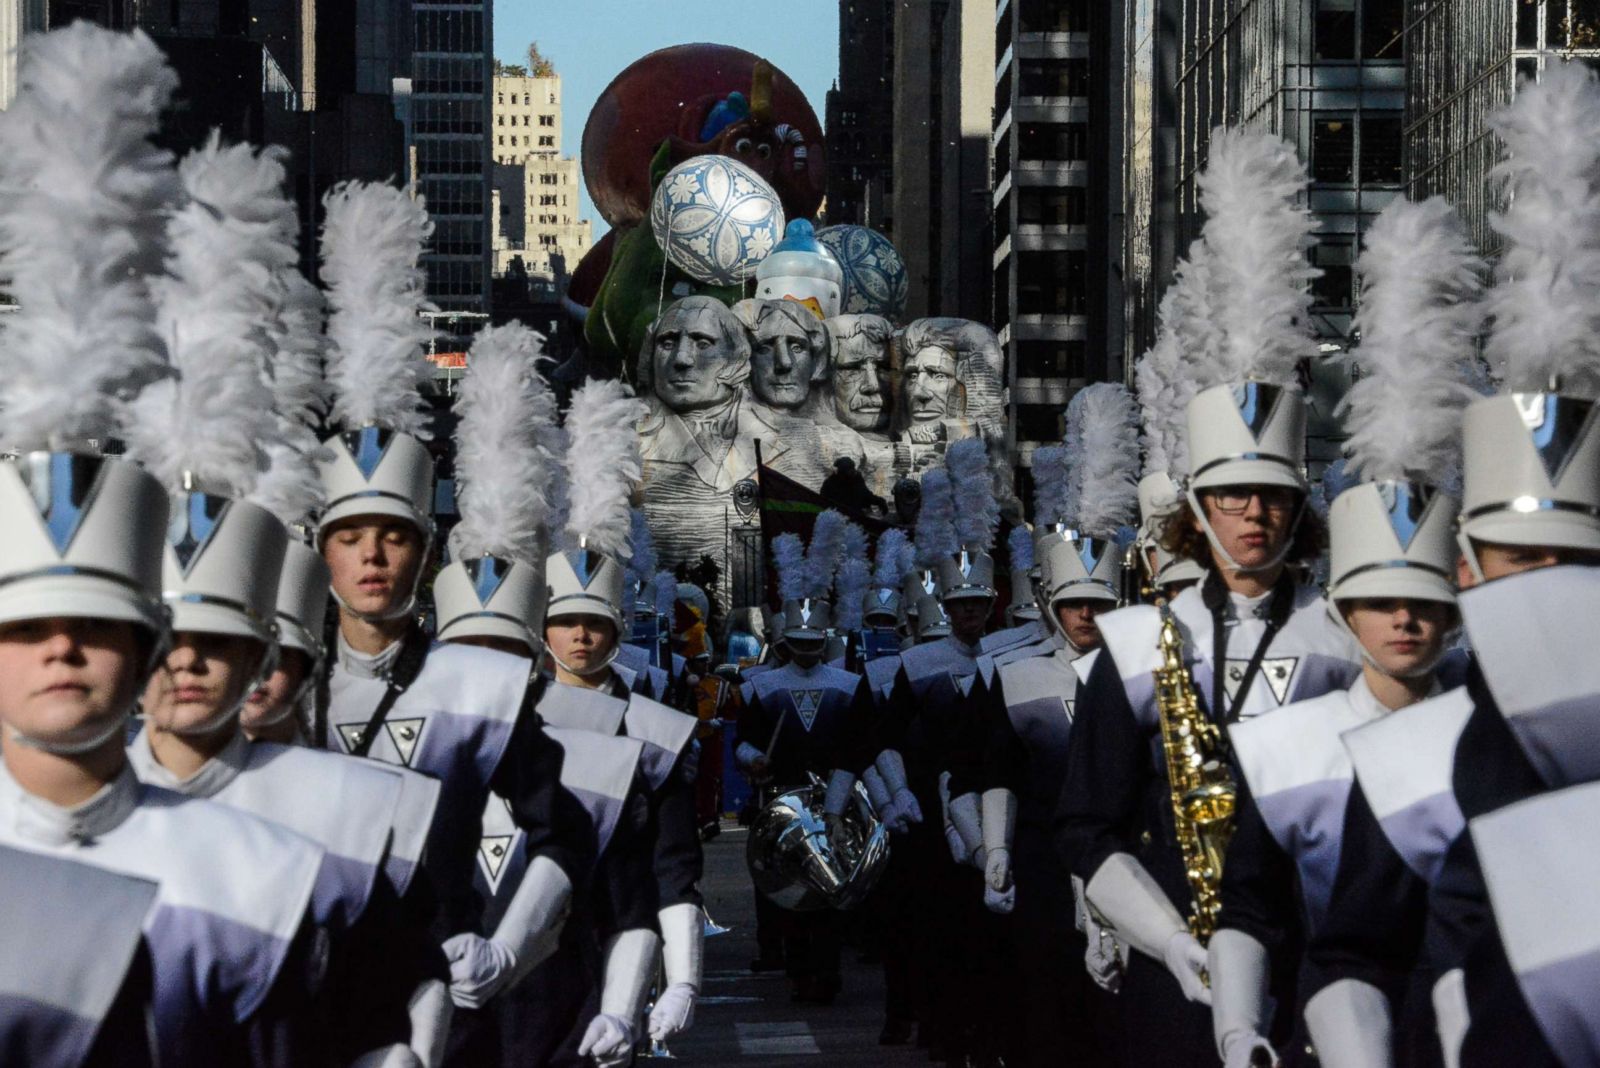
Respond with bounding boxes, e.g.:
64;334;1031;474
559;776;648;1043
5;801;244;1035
780;907;843;982
1113;953;1218;1067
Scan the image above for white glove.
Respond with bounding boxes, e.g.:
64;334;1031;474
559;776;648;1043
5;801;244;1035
861;766;893;815
946;789;985;869
578;1013;636;1067
985;847;1012;893
1084;922;1126;994
1303;979;1392;1068
1433;968;1468;1068
1081;853;1188;964
889;788;923;827
1223;1033;1277;1068
441;933;517;1010
944;818;969;863
981;789;1017;891
349;1046;423;1068
648;982;697;1041
983;883;1015;914
1163;931;1212;1006
1209;929;1273;1064
822;768;856;817
405;977;452;1067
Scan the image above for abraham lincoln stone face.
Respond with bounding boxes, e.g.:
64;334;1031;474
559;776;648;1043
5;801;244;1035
903;345;959;423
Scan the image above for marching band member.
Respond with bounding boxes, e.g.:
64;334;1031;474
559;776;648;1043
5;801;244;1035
0;27;326;1066
1212;194;1480;1068
310;182;583;1044
1056;128;1361;1066
736;516;875;1004
1311;66;1600;1067
980;382;1141;1065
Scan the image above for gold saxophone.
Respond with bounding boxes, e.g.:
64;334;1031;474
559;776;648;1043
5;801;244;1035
1152;602;1238;945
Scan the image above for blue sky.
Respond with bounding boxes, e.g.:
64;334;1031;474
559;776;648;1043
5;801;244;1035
493;0;839;238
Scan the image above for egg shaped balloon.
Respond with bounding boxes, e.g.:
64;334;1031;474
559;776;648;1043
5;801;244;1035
650;156;786;286
816;225;909;320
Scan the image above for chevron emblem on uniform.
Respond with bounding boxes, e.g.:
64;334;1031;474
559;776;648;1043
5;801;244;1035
168;491;229;575
1231;382;1284;442
464;555;510;605
1062;697;1076;723
1378;482;1429;552
335;722;367;753
565;549;605;589
385;718;426;766
1514;393;1597;486
791;689;824;731
1222;657;1299;708
478;835;515;890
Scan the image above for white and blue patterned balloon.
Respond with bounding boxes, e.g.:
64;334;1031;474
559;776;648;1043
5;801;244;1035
649;156;786;286
816;224;909;319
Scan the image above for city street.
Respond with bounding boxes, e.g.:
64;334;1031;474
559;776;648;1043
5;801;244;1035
665;825;927;1065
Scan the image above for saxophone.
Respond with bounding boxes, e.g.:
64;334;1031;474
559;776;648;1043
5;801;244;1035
1152;602;1238;944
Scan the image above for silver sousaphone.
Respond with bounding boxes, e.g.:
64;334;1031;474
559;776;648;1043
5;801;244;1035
745;773;890;912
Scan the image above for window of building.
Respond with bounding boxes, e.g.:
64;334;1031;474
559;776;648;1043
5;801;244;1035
1017;340;1088;378
539;114;554;126
1311;238;1355;309
541;174;558;186
1018;187;1087;225
540;194;557;205
1015;404;1065;443
1312;113;1356;183
1360;113;1403;184
497;135;504;145
1018;122;1087;161
1016;251;1087;314
1362;0;1405;58
1018;58;1090;97
538;136;554;147
523;94;531;105
1315;0;1356;59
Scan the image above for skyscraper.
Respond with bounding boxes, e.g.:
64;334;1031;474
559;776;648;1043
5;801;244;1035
825;0;895;229
490;63;591;300
410;0;493;314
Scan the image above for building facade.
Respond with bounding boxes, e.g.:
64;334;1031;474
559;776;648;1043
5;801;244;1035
410;0;493;314
490;70;591;296
1405;0;1600;255
824;0;895;229
1120;0;1407;462
994;0;1124;495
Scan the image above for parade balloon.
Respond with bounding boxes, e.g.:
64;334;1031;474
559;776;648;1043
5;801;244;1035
650;156;786;286
816;225;910;320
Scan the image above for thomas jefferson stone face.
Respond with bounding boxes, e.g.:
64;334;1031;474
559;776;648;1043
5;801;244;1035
648;301;745;413
750;307;826;411
831;319;893;433
903;346;959;423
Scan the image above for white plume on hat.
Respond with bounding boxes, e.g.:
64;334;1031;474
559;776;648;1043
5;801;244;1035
873;528;911;588
625;509;658;595
1066;383;1141;538
1343;197;1485;486
772;532;806;603
1484;63;1600;397
914;468;957;566
834;523;872;631
560;377;647;558
805;510;849;600
947;437;999;550
1008;525;1035;572
249;269;332;528
129;138;291;496
1137;238;1220;482
450;323;557;564
0;24;180;453
1196;127;1320;389
320;181;435;436
1030;444;1071;527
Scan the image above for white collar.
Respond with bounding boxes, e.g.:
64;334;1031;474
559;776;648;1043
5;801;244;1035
127;728;250;799
338;632;404;680
0;759;141;846
1348;671;1444;719
945;635;982;658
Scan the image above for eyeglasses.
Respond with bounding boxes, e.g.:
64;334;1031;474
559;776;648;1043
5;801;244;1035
1205;486;1298;516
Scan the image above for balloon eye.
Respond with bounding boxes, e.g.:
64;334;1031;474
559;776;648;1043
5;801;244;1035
757;144;772;160
735;138;753;153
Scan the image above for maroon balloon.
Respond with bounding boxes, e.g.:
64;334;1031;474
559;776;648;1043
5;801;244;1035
581;43;826;229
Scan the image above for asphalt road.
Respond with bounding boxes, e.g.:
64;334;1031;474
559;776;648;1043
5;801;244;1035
662;824;930;1066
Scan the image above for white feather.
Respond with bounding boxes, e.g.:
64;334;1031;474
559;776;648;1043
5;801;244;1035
320;181;435;435
0;24;179;451
914;469;957;565
773;532;807;602
267;273;331;431
1137;237;1219;480
873;528;910;589
562;378;647;557
1070;383;1142;538
947;437;999;550
452;323;556;563
129;137;292;496
1060;403;1085;525
1344;197;1485;484
834;558;871;631
805;510;849;600
1007;525;1034;573
1485;64;1600;396
843;522;870;568
1197;127;1320;387
1030;445;1071;527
